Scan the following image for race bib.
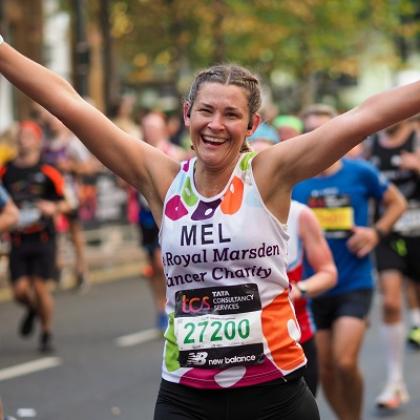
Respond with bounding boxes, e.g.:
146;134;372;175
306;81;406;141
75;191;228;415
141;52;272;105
312;207;354;231
174;284;264;369
308;194;354;238
17;207;42;229
394;204;420;233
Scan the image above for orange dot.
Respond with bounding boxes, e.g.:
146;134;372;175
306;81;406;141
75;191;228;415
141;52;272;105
221;176;244;215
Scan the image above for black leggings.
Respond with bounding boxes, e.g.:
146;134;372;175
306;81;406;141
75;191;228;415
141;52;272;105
154;376;319;420
302;338;318;396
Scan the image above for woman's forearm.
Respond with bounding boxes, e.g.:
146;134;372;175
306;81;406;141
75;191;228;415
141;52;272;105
352;80;420;139
0;41;80;122
0;39;149;189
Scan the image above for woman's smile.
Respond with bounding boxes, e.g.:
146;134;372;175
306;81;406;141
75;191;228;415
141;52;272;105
201;134;229;147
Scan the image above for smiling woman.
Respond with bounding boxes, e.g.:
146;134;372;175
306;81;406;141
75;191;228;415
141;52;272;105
183;74;261;197
0;36;420;420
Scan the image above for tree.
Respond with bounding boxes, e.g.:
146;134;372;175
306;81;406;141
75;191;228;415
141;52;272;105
60;0;420;109
4;0;43;119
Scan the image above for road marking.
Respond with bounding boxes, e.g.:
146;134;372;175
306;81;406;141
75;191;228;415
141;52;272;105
115;328;162;347
0;357;62;382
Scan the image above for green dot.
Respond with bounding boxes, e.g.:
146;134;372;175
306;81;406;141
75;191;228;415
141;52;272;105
181;177;198;207
240;151;257;171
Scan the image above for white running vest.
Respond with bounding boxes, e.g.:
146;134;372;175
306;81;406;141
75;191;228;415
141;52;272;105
160;152;306;389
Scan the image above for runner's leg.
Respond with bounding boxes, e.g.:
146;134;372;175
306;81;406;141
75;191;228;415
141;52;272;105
376;270;409;407
331;316;366;420
12;276;38;337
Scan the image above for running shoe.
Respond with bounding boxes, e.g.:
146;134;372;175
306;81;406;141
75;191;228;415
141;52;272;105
39;332;55;353
19;308;37;337
376;381;410;410
407;326;420;349
74;273;90;294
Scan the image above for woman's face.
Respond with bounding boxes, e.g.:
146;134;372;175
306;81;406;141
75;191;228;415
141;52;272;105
184;82;256;170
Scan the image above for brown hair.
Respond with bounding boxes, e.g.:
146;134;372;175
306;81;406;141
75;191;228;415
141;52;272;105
186;64;262;129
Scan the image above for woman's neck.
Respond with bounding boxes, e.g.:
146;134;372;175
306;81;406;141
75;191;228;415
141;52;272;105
193;156;239;197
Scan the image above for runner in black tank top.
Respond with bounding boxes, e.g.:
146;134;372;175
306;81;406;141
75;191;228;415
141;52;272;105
366;120;420;409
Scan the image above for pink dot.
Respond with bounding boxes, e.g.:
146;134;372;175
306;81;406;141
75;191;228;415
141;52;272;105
165;195;188;221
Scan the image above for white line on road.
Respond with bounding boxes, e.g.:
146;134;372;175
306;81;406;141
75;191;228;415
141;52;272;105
115;328;162;347
0;357;62;382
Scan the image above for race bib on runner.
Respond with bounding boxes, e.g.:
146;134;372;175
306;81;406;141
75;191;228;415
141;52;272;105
174;284;265;369
308;194;354;238
17;207;42;229
393;202;420;233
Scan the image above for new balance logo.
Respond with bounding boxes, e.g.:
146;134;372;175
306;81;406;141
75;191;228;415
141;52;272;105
186;352;208;366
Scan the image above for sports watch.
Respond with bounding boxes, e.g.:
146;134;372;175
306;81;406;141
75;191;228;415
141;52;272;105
296;282;308;297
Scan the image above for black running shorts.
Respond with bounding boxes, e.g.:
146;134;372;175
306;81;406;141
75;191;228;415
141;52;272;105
374;233;420;282
310;289;373;330
154;374;319;420
9;237;57;282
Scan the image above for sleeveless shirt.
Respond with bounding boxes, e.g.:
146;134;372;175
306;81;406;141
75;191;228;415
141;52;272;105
159;152;306;389
287;201;316;344
370;131;420;234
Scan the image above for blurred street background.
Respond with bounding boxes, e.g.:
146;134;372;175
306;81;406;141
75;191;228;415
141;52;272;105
1;1;420;419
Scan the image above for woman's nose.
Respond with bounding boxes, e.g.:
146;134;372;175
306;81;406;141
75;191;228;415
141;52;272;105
208;113;224;130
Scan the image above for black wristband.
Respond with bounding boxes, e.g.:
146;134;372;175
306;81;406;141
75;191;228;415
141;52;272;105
296;282;308;297
374;226;387;240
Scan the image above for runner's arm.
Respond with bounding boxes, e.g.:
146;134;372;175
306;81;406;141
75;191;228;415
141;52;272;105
293;207;337;299
0;39;177;202
254;80;420;193
347;184;407;258
0;200;19;232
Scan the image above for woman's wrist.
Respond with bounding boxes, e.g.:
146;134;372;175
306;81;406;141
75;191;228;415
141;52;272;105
373;225;387;240
295;282;309;298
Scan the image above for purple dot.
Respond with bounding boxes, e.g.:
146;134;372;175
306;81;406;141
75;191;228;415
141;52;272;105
191;199;221;221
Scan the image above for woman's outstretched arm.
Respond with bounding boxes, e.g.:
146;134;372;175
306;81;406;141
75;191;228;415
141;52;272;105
255;80;420;191
0;39;178;206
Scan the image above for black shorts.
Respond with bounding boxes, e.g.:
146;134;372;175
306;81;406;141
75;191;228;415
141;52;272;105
138;221;160;258
9;237;57;282
154;375;319;420
374;233;420;282
311;289;373;330
302;338;318;396
66;208;81;222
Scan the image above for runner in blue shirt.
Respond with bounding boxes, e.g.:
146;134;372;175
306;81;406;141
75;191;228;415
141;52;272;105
292;104;406;420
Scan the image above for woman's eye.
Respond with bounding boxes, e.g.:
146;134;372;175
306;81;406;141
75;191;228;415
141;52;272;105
226;113;239;119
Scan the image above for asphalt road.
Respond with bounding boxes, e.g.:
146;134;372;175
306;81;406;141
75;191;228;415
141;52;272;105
0;277;419;420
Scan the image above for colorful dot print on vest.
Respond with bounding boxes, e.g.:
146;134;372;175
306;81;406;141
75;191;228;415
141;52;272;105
220;176;244;215
181;177;198;207
179;356;282;389
165;195;188;221
192;198;222;220
240;151;256;171
164;313;181;372
161;151;305;389
165;153;256;222
262;290;305;370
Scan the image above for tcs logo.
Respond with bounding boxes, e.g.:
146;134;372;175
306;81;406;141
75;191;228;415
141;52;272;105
181;294;211;314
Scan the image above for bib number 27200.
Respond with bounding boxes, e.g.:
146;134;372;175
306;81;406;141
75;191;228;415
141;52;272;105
183;318;250;345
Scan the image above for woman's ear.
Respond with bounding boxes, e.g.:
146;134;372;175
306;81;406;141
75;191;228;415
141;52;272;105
246;114;261;136
183;102;191;127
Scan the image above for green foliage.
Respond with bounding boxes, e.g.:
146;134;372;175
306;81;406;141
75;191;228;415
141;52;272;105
58;0;420;101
